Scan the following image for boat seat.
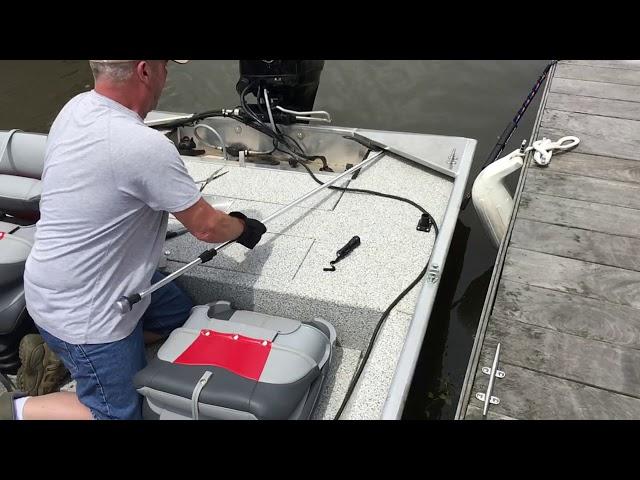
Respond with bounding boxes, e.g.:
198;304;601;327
0;129;45;218
0;223;37;372
0;229;33;287
134;301;336;420
0;219;37;368
0;128;42;284
0;127;41;287
0;175;41;215
0;129;44;373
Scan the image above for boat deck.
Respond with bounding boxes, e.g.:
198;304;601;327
1;117;478;420
164;150;454;419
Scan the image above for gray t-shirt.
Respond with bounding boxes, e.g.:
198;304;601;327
24;90;201;344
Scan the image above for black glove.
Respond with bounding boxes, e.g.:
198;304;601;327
228;211;267;249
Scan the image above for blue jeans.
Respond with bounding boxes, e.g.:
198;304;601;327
37;271;193;420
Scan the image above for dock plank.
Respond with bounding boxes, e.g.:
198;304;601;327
464;404;517;420
551;77;640;103
518;192;640;239
468;358;640;420
540;110;640;161
511;218;640;272
542;151;640;185
524;168;640;210
502;247;640;310
538;125;640;162
492;279;640;349
562;60;640;71
482;317;640;398
545;92;640;120
555;63;640;86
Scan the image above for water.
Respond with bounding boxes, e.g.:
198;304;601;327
0;60;547;419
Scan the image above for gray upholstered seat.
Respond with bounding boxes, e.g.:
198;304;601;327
0;175;41;214
0;129;43;285
135;302;336;420
0;129;45;217
0;233;32;287
0;130;45;372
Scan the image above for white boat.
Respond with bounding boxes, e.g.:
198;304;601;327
0;62;477;419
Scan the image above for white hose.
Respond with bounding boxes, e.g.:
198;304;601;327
274;106;332;123
193;124;228;161
263;88;277;133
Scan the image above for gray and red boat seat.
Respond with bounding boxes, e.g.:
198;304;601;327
134;301;336;420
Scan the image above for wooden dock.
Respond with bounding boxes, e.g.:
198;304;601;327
456;60;640;420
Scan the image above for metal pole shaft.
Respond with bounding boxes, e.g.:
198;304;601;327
115;150;386;313
131;256;204;301
262;151;385;222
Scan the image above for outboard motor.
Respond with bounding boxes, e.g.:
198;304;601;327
0;130;45;374
235;60;325;124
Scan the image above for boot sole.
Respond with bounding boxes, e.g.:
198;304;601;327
16;337;46;396
39;348;68;395
17;336;68;396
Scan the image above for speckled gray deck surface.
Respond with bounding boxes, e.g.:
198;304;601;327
1;120;472;420
158;144;455;419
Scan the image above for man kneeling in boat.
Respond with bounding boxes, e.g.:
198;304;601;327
0;60;266;420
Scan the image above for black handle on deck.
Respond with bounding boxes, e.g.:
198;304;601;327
336;235;361;258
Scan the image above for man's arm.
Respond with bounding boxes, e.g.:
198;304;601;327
173;197;245;243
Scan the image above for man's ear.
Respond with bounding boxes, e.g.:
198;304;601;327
135;61;151;85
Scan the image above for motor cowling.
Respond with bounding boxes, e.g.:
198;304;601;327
236;60;325;112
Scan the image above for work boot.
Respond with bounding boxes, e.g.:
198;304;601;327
0;391;27;420
16;334;68;396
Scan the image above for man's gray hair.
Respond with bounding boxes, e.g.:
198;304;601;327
89;60;137;82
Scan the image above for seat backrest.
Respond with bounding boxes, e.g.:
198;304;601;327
0;130;46;179
0;130;46;217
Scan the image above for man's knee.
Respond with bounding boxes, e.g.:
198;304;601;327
43;326;146;420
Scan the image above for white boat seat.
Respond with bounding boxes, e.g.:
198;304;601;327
0;223;35;340
0;130;45;216
0;230;33;287
0;174;41;214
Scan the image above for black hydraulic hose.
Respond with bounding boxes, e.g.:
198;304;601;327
151;110;227;130
150;81;307;162
334;225;438;420
289;148;441;419
296;157;435;222
460;60;558;210
241;81;265;126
